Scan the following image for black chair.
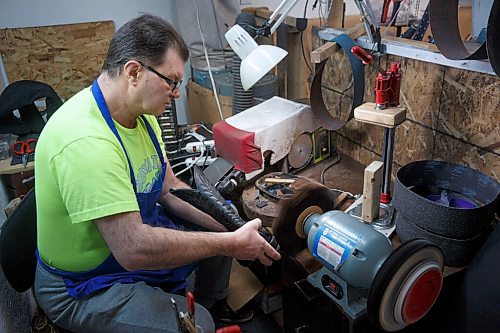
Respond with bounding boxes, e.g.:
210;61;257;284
0;189;70;332
0;188;37;292
0;80;63;136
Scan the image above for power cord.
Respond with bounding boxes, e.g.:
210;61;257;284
193;0;224;120
320;153;341;185
300;0;313;73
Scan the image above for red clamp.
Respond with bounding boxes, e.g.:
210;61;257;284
351;46;401;109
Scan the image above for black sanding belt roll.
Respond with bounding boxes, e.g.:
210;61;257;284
487;0;500;76
310;34;365;130
429;0;488;60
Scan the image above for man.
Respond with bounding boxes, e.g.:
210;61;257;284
34;14;280;333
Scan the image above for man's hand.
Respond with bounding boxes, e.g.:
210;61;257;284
230;218;281;266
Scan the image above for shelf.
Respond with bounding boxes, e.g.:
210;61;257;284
0;157;34;175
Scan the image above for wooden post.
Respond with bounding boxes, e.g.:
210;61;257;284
361;161;384;223
326;0;344;28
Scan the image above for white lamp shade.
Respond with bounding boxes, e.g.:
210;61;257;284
225;24;258;60
240;45;288;90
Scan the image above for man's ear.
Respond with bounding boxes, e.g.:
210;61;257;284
123;61;142;86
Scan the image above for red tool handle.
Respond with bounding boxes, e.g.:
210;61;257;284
10;141;26;155
216;325;241;333
381;0;392;23
25;139;37;154
351;46;386;75
10;139;37;155
186;291;195;320
351;46;373;65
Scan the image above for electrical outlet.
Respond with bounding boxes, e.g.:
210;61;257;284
184;140;215;153
184;156;217;167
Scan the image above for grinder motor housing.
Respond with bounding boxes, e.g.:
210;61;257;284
301;210;444;332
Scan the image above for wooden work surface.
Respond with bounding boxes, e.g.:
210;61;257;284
0;157;34;175
242;153;365;227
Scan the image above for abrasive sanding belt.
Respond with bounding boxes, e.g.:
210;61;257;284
487;0;500;76
430;0;500;76
430;0;487;60
310;34;365;130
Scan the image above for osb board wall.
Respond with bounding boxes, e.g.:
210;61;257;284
313;38;500;182
0;21;114;101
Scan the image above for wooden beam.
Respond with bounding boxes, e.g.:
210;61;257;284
382;35;440;53
311;23;365;63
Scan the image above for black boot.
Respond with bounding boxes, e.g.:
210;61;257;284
170;165;280;258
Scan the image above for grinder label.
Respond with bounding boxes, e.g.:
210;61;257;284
312;221;361;271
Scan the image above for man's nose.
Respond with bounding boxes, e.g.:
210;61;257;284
171;89;181;99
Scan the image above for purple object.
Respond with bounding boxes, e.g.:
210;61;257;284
426;194;477;209
392;160;500;239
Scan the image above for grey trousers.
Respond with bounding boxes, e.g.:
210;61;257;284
34;256;232;333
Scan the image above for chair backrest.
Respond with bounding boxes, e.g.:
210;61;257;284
0;188;37;292
0;80;63;136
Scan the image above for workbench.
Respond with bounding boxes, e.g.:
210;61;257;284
0;157;35;200
0;157;34;175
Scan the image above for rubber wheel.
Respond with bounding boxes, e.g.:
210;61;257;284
367;238;444;332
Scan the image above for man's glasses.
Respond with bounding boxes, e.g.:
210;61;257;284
138;61;182;92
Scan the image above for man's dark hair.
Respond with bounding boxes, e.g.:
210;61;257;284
102;14;189;77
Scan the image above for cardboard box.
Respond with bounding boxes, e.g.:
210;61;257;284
227;260;263;311
186;80;232;125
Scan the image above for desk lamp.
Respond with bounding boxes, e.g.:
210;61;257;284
224;0;301;90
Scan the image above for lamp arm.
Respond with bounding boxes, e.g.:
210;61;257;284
269;0;301;35
269;0;295;22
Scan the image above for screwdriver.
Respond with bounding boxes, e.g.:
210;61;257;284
351;46;386;75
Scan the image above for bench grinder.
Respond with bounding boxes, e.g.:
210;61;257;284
274;182;444;332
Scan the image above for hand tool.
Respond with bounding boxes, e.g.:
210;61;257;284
181;312;197;333
171;298;185;332
381;0;403;24
186;291;195;327
10;138;37;167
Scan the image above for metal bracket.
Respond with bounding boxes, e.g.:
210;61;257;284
317;27;496;75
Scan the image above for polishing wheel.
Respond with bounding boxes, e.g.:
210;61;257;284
273;181;338;256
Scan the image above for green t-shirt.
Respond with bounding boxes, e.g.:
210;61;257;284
35;87;166;272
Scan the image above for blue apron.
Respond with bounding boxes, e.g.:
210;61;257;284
36;80;197;299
